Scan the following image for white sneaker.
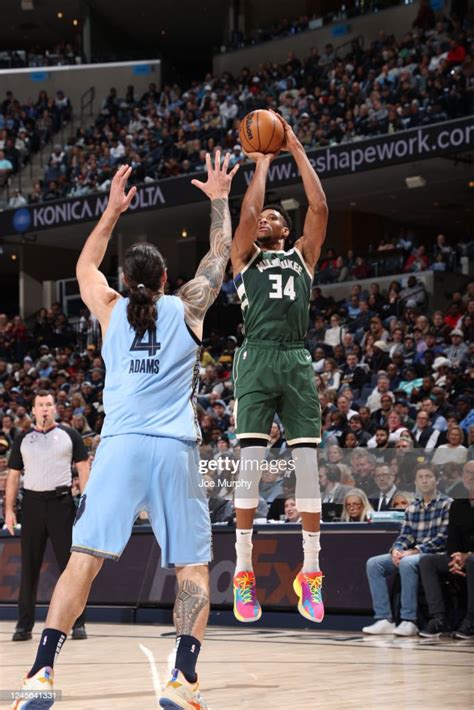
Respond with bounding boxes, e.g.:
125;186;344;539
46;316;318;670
11;666;55;708
159;668;208;709
362;619;396;635
394;621;418;637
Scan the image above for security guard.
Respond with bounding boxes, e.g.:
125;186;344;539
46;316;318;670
5;389;90;641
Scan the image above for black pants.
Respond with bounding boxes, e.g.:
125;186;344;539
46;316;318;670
18;491;85;632
419;553;474;618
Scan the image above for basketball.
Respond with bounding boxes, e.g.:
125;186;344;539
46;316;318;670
239;110;285;155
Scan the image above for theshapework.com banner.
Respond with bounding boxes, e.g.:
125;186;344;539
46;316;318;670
2;117;472;236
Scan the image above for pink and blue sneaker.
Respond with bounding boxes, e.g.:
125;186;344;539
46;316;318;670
233;570;262;622
293;570;325;623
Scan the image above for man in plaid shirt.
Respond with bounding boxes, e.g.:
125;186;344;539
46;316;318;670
363;463;451;637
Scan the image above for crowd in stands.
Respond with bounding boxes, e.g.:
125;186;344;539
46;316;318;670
0;42;83;69
1;259;473;638
0;88;72;189
224;0;469;52
311;230;473;285
3;11;470;203
0;266;473;522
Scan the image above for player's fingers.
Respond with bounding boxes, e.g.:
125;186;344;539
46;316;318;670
205;152;212;171
122;166;133;183
115;165;128;185
229;163;240;177
222;151;231;173
270;109;289;130
191;179;206;192
125;186;137;204
214;149;221;171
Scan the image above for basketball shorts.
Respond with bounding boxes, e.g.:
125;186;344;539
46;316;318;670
72;434;212;568
232;339;321;445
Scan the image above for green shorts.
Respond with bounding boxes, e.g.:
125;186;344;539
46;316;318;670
232;339;321;445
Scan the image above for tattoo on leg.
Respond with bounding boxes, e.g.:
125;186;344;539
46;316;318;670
174;579;209;636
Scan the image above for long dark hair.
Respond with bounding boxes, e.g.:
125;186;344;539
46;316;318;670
123;242;166;337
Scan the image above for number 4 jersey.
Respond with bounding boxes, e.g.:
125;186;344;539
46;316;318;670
100;295;201;442
234;246;313;343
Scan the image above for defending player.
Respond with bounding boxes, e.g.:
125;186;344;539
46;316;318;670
12;152;238;710
231;112;328;623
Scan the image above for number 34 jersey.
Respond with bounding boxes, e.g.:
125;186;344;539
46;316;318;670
234;246;313;343
100;295;201;442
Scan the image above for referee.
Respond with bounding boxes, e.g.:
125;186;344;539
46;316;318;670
5;390;90;641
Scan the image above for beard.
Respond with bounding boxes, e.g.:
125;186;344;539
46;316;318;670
256;235;283;248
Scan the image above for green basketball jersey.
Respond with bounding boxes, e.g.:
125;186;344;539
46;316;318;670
234;246;313;343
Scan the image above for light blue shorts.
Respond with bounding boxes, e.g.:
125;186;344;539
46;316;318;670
71;434;212;568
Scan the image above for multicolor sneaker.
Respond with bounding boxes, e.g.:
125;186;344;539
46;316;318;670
293;570;325;623
159;668;208;709
233;570;262;622
11;666;55;709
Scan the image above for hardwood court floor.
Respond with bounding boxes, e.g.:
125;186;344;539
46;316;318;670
1;621;473;709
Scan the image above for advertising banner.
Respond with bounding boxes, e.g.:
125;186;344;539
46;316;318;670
1;116;472;238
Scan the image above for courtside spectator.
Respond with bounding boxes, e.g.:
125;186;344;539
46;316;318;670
363;464;451;637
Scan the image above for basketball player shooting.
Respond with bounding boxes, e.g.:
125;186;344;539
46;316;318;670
231;111;328;623
12;152;238;710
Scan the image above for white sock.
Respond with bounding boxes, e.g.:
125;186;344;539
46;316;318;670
302;530;320;573
235;528;253;573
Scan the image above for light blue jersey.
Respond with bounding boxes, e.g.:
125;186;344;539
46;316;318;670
100;295;200;442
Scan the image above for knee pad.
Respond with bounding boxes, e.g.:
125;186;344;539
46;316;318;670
292;446;321;514
234;445;265;509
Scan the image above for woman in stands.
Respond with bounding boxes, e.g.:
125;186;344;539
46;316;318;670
392;491;415;510
432;425;468;466
284;497;301;523
341;489;373;522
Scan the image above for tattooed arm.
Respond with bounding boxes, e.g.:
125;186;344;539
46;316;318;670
178;150;239;340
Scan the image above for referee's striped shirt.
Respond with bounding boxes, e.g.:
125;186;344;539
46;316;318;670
8;425;89;492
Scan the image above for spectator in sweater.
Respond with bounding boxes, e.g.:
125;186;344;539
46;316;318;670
444;329;469;368
366;374;394;414
432;426;468;467
399;276;427;309
363;464;451;636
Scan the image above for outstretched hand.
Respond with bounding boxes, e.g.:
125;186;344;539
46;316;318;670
191;150;239;200
107;164;138;214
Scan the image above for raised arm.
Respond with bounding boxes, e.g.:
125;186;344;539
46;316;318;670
76;165;137;333
272;111;328;270
230;152;275;275
178;150;238;341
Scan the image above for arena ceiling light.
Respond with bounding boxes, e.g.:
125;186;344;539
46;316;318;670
405;176;426;189
21;0;34;9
